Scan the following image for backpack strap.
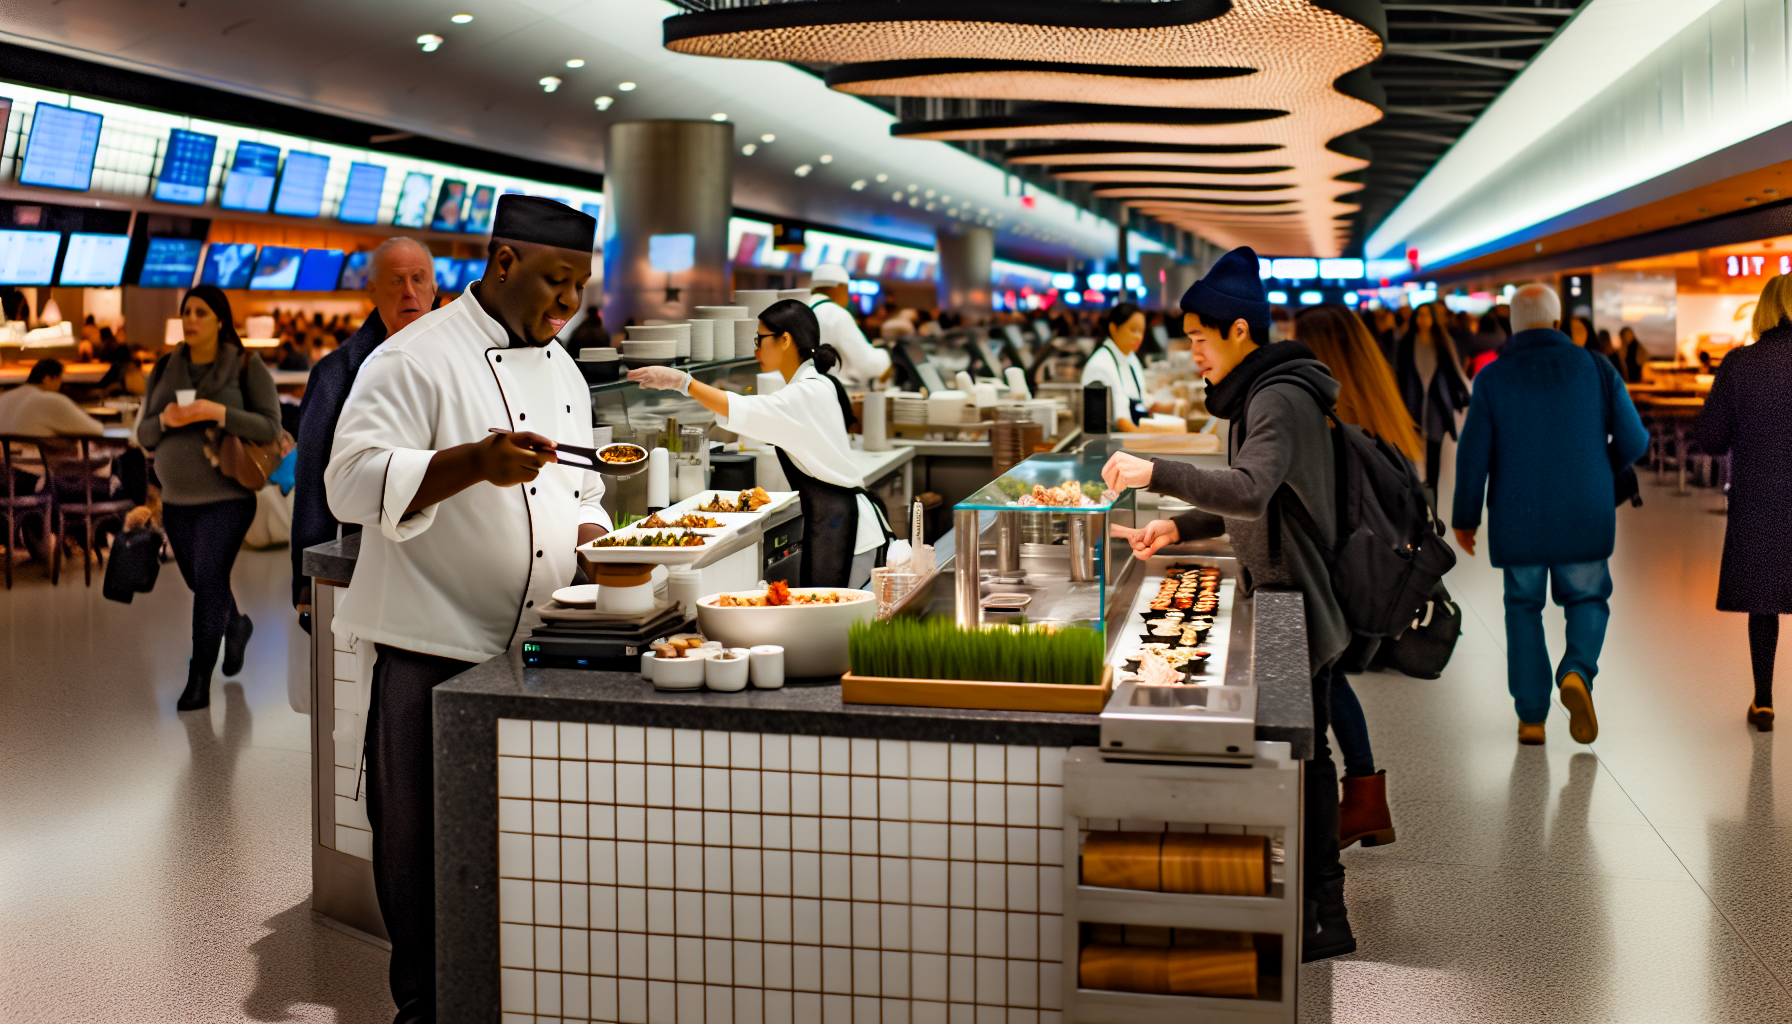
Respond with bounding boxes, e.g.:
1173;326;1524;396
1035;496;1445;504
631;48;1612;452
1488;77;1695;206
1242;368;1344;564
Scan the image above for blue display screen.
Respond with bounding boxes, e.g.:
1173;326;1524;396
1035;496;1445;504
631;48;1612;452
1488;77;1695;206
0;230;62;285
433;256;461;292
393;172;433;228
154;128;218;205
220;141;281;212
200;242;259;288
296;248;346;291
250;246;304;290
458;258;487;287
19;104;103;191
465;186;496;233
431;180;467;232
272;151;330;217
139;238;203;288
58;233;131;286
338;250;372;290
338;162;386;224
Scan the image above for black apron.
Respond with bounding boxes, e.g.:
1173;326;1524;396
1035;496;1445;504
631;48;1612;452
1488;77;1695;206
1092;341;1149;424
774;447;894;588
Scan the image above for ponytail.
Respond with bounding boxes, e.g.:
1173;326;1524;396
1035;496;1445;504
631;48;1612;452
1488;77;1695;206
760;299;857;430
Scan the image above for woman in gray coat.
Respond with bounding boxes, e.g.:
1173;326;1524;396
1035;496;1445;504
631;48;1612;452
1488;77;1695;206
1692;275;1792;731
137;285;282;711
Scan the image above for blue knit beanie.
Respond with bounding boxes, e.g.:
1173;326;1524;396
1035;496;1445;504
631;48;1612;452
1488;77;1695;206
1180;246;1269;332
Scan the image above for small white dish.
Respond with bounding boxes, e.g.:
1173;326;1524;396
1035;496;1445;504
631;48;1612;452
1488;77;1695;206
640;651;656;681
706;648;750;691
553;584;601;607
749;645;785;689
652;649;711;689
981;593;1032;610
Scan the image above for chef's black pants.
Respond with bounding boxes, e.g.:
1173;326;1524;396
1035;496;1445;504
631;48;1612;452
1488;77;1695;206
366;644;474;1024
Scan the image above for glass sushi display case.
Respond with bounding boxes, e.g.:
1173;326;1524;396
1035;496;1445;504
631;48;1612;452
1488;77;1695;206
952;450;1139;635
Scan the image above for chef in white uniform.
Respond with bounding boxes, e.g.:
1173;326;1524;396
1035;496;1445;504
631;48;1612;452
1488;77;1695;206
629;299;890;587
324;195;608;1024
1081;301;1168;432
805;262;891;389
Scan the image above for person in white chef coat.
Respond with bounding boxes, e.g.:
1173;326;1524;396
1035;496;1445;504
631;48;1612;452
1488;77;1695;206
324;196;608;1024
629;299;891;587
1082;301;1175;432
806;262;891;389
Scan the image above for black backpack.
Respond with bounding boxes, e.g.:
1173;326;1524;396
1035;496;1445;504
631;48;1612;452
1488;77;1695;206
1245;367;1458;641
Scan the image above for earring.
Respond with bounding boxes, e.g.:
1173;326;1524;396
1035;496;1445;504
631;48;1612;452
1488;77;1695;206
499;275;507;283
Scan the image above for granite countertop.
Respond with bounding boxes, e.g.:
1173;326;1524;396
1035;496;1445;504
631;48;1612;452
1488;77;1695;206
302;531;360;584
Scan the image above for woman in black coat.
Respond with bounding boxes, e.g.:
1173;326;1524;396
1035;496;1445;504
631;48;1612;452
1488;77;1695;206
1692;276;1792;731
1394;301;1470;491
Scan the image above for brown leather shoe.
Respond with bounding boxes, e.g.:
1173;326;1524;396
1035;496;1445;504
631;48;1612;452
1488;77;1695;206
1749;703;1775;731
1339;770;1396;848
1559;672;1598;744
1518;721;1546;745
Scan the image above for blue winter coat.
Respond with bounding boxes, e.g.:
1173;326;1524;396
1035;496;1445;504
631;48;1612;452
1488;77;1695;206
1451;328;1649;568
289;311;387;604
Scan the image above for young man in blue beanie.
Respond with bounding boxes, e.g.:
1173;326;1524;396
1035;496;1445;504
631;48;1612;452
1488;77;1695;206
1101;245;1358;961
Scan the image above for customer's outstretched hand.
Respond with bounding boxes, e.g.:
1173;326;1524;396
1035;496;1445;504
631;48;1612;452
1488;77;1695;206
1112;520;1181;559
1454;527;1477;557
1101;451;1155;492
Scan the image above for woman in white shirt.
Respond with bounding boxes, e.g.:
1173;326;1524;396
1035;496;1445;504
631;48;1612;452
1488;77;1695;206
629;300;890;586
1081;302;1173;431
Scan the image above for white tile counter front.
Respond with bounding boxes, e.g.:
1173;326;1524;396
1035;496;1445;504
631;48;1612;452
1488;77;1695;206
492;720;1068;1024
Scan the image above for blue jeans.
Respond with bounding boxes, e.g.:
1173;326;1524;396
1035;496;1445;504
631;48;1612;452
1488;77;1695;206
1503;561;1612;724
1330;676;1375;777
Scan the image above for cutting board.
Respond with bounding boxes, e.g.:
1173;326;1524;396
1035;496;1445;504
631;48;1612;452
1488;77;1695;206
840;666;1113;714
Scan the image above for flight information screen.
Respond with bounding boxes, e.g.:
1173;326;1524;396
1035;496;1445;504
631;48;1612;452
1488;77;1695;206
295;249;346;291
250;246;304;290
58;233;131;286
338;251;373;290
201;242;259;288
154;128;218;205
0;230;61;285
19;105;103;191
138;237;204;288
338;162;386;224
220;141;281;212
272;151;330;217
392;171;433;228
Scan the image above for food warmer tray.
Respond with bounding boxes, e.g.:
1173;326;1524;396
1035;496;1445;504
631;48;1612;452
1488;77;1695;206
577;490;799;566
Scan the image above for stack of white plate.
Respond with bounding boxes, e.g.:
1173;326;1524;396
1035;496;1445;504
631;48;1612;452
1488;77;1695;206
620;326;677;365
1022;399;1059;436
778;288;810;301
688;319;714;362
627;323;689;361
732;290;780;319
579;348;620;362
889;392;929;424
926;390;976;426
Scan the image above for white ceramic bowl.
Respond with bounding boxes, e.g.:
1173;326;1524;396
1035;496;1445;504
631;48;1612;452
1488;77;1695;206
706;649;751;691
694;589;874;678
621;338;677;359
651;649;711;689
580;348;620;362
627;324;688;342
695;305;748;319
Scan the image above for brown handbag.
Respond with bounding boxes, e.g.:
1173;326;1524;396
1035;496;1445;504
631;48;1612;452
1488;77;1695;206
204;351;294;490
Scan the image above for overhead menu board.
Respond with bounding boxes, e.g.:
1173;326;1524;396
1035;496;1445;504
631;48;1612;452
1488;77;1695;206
58;233;131;286
154;128;218;205
273;151;330;217
465;185;496;233
338;162;387;224
0;230;61;284
393;171;433;228
250;246;303;290
431;179;467;232
138;237;204;288
295;248;346;290
19;105;103;191
201;242;258;289
220;141;281;212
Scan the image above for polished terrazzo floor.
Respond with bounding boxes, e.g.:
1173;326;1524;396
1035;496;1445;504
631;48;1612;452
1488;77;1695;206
3;460;1790;1022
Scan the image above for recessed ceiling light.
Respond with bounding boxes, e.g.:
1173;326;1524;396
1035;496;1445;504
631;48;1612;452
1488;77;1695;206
908;197;920;207
760;133;776;143
907;184;917;192
618;81;637;91
539;76;562;92
417;33;444;51
566;58;586;68
742;143;757;155
795;164;813;177
711;112;728;122
875;173;888;183
851;179;867;191
819;154;833;164
924;189;936;199
892;192;904;201
594;95;614;111
925;202;936;211
450;13;473;23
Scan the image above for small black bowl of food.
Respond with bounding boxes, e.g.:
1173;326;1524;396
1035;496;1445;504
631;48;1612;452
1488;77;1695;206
593;442;650;476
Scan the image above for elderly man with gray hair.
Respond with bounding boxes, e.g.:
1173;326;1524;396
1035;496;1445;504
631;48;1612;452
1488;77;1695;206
290;236;438;624
1452;283;1648;746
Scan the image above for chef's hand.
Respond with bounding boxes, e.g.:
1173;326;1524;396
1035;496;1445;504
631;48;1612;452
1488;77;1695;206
160;398;228;428
1112;520;1181;558
478;431;558;486
1454;527;1477;557
628;366;692;394
1101;451;1155;493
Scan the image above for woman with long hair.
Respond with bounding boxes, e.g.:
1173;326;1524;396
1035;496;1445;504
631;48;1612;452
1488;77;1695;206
628;299;890;586
136;285;283;711
1693;275;1792;730
1394;301;1470;491
1292;303;1424;849
1618;326;1646;383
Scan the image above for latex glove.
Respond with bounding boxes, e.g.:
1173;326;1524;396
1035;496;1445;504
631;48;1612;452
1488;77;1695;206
628;366;692;394
1101;451;1155;493
1111;519;1181;559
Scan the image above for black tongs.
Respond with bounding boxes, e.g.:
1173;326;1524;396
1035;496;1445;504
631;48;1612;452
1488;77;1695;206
488;427;598;467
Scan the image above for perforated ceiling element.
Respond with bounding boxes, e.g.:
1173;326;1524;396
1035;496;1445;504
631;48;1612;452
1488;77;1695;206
664;0;1385;257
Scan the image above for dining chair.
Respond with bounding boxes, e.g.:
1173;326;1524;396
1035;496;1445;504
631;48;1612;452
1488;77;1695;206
0;435;55;589
42;436;135;586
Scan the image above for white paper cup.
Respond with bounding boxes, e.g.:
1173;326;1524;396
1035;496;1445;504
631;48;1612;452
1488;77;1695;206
706;648;751;691
749;645;785;689
175;389;197;406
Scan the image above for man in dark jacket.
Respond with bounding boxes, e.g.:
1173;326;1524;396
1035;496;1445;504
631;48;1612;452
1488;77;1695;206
1453;284;1648;746
291;237;436;621
1101;246;1356;961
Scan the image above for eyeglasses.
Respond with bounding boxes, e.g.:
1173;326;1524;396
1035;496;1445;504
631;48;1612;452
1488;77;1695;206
754;331;778;348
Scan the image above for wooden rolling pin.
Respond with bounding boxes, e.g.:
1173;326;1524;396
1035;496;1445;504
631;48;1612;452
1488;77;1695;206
1161;833;1271;897
1078;945;1258;998
1080;832;1163;891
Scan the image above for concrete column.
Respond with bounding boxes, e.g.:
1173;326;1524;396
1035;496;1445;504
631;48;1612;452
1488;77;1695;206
934;225;993;315
602;120;733;329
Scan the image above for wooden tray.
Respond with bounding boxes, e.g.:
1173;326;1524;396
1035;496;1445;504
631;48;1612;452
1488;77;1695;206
1121;433;1221;455
841;665;1113;713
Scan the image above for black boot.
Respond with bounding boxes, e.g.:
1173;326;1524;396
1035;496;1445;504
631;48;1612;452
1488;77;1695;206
176;659;211;712
1302;876;1357;962
223;613;253;677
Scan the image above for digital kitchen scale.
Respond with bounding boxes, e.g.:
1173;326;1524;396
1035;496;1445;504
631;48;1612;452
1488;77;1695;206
522;607;691;670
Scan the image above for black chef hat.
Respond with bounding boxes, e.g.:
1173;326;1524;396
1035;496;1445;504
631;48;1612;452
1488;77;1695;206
492;194;596;252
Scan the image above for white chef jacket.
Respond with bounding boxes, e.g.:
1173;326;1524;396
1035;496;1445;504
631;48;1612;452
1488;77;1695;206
325;290;611;662
1081;339;1147;422
805;294;891;389
718;361;884;554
